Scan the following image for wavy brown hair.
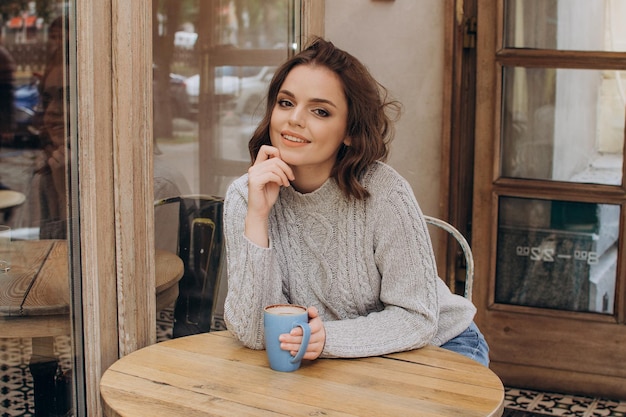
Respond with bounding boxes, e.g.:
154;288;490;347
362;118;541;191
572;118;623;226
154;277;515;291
248;37;401;200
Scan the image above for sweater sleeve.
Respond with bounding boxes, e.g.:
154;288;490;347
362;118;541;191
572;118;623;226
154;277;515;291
321;173;441;358
222;176;288;349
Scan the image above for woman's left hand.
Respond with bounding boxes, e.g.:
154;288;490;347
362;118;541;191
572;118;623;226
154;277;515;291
279;306;326;360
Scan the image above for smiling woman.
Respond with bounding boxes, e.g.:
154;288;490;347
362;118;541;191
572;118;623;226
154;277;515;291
268;65;350;191
222;38;489;368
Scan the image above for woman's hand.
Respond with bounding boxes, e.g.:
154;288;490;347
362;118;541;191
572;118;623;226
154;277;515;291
280;306;326;361
247;145;294;215
245;145;294;247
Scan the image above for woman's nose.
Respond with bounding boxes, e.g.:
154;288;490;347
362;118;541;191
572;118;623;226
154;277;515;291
288;109;305;128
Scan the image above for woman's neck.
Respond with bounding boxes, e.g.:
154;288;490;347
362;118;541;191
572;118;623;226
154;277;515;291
290;166;332;194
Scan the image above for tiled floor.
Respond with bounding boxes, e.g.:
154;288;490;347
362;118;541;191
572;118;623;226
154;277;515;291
503;387;626;416
0;335;72;417
2;311;626;417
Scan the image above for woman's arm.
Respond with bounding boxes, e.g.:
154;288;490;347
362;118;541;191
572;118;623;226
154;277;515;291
321;173;441;358
223;178;288;349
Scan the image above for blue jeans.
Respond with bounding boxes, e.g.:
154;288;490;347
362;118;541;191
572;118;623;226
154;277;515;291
440;322;490;367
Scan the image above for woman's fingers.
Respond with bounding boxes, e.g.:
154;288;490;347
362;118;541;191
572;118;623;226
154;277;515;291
279;307;325;360
280;333;324;360
254;144;281;163
249;162;292;188
251;145;295;186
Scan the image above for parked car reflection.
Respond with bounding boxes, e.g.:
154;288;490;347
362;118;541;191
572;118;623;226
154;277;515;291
153;65;192;120
185;66;275;121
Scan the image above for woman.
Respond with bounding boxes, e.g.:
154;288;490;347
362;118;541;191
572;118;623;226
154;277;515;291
36;16;69;239
223;37;489;366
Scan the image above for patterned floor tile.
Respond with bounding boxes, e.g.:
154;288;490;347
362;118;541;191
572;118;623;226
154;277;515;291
157;304;176;343
0;338;34;417
505;387;626;417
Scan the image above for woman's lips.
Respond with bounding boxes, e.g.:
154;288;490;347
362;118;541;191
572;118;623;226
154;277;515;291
281;132;310;146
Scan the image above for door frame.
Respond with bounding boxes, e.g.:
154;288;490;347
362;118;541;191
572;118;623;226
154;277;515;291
440;0;478;295
472;0;626;398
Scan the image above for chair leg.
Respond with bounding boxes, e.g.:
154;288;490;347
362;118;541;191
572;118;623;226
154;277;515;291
29;358;58;417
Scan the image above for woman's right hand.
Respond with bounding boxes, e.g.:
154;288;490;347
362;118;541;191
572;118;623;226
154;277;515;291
245;145;294;247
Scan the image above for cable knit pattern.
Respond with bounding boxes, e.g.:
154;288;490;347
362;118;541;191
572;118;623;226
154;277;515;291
224;161;476;358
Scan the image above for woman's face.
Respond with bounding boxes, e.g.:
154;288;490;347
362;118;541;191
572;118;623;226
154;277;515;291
269;64;349;181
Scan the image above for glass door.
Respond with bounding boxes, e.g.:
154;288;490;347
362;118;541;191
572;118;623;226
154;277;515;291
474;0;626;398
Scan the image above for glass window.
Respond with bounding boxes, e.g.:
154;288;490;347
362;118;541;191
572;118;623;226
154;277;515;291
153;0;292;197
495;196;619;314
500;66;624;184
504;0;626;52
0;2;78;416
153;0;296;341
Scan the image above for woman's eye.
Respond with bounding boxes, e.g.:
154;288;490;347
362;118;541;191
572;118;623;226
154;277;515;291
313;108;329;117
278;99;293;108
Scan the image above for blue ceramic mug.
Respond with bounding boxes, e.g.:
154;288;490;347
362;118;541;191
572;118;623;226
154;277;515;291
264;304;311;372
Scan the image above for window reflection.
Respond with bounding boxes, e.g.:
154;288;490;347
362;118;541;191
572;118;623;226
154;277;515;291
504;0;626;52
501;67;624;185
0;3;74;416
153;0;290;196
495;196;619;314
37;15;69;239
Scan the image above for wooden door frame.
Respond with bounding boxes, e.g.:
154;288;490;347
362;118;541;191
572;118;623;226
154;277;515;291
76;0;155;415
473;0;626;399
440;0;477;295
75;0;118;415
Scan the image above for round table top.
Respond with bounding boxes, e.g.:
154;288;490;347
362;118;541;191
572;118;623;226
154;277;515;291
0;190;26;209
100;331;505;417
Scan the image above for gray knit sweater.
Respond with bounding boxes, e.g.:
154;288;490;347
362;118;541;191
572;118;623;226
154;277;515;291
223;161;476;358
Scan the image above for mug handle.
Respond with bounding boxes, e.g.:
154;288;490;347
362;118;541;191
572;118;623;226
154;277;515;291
289;321;311;364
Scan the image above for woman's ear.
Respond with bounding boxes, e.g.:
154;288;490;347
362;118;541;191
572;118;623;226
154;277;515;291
343;136;352;147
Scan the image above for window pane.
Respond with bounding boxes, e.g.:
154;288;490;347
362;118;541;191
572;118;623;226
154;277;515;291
500;66;624;184
504;0;626;52
495;196;619;314
154;0;290;196
0;2;78;416
153;0;294;341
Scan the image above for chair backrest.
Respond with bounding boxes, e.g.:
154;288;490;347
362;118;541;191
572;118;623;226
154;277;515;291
423;215;474;301
154;194;225;337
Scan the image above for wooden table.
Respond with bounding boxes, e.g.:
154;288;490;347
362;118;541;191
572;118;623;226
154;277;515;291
0;239;184;417
100;331;505;417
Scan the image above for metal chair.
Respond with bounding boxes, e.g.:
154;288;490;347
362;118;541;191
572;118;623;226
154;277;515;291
154;194;225;337
423;215;474;301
